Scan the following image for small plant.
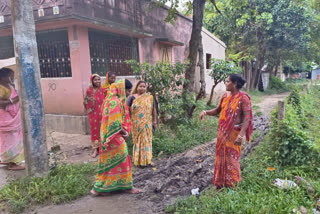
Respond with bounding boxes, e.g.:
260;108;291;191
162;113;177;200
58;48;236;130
126;60;188;121
207;59;241;105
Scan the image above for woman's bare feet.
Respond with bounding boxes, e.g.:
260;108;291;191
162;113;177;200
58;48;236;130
7;163;25;170
90;189;110;196
91;148;99;158
125;187;143;194
149;161;155;167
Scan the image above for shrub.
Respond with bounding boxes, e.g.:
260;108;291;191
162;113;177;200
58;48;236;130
269;87;320;166
269;75;287;91
126;60;188;121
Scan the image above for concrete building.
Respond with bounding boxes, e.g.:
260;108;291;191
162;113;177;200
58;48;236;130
311;68;320;80
0;0;226;133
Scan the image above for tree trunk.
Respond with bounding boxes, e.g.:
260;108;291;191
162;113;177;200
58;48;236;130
197;37;206;99
207;83;218;106
184;0;206;92
187;37;207;116
184;0;206;117
252;28;266;90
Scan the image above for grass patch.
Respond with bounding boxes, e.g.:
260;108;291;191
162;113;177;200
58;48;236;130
166;138;320;214
0;163;96;214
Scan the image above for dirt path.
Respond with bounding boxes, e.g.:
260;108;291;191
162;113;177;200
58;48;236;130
255;92;290;115
0;92;290;214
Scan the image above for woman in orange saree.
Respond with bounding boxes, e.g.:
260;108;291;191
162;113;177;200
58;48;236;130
91;79;141;195
200;74;253;188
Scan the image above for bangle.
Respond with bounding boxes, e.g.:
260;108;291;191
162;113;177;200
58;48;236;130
203;111;207;115
122;131;129;138
238;135;244;139
9;98;13;104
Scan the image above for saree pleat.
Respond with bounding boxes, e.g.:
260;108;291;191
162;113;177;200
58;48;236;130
93;79;133;193
213;92;252;188
131;94;153;166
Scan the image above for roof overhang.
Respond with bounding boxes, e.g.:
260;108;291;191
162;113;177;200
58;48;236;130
156;38;184;46
0;14;153;39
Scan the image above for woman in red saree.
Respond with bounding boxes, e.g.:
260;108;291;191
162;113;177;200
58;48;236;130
91;79;141;195
200;74;253;188
84;74;105;158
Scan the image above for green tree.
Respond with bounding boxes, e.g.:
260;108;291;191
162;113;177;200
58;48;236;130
207;59;241;105
155;0;220;117
204;0;313;89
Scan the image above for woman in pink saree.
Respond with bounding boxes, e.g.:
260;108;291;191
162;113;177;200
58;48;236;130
0;68;24;170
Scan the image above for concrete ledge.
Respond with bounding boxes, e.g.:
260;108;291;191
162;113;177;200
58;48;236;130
45;114;90;134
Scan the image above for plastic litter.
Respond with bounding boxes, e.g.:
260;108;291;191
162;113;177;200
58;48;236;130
191;188;200;195
273;178;298;189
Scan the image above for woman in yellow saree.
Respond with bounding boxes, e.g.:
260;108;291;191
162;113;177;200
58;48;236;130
200;74;253;188
91;79;141;195
127;80;157;167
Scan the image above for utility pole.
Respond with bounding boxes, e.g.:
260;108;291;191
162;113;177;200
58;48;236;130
11;0;49;176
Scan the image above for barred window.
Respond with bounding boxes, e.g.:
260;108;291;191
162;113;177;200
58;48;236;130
0;36;14;60
89;30;139;76
37;29;71;78
0;29;71;78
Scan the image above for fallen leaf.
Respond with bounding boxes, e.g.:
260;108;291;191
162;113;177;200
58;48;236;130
196;159;204;163
267;167;276;171
152;168;157;171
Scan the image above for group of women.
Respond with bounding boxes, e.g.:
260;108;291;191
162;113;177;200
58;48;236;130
84;73;157;195
85;72;253;195
0;66;252;194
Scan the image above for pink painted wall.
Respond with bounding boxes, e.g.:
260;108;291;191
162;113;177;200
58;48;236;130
40;25;92;115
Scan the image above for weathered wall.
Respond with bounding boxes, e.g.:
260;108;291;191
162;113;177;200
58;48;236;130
195;28;226;101
0;0;226;116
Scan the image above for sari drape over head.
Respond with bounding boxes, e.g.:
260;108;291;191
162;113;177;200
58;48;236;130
101;72;112;97
84;74;104;149
0;85;24;163
130;93;154;166
213;91;253;188
93;79;133;193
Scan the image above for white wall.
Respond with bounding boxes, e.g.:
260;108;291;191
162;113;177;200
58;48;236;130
195;28;226;103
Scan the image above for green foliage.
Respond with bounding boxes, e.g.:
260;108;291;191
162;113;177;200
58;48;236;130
126;60;188;120
204;0;316;84
269;76;287;91
208;59;241;85
0;164;96;214
127;99;218;156
269;87;320;166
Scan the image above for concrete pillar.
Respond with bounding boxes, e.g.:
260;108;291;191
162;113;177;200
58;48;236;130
68;25;92;114
277;101;285;121
11;0;49;176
